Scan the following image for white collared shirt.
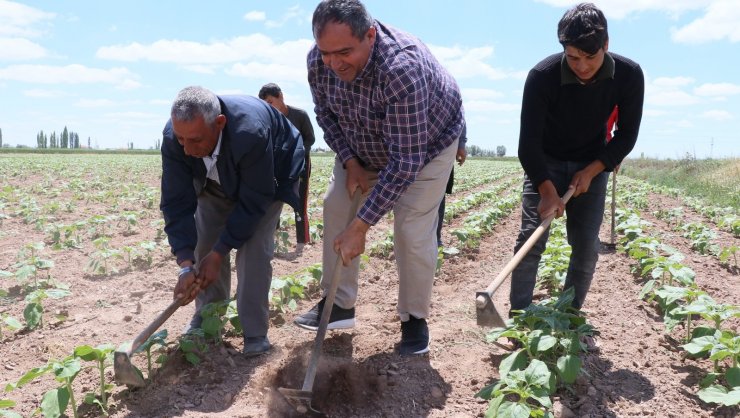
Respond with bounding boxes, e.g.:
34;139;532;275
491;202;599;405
202;132;222;184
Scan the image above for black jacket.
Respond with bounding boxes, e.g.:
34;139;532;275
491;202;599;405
518;52;644;187
160;95;305;264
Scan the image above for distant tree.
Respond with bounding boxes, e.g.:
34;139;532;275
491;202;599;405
87;136;91;149
37;130;45;148
0;127;3;147
73;132;80;149
61;126;69;148
467;144;482;156
155;138;161;149
496;145;506;157
50;131;58;148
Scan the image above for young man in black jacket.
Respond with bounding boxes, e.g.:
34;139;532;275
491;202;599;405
511;3;644;318
160;86;304;357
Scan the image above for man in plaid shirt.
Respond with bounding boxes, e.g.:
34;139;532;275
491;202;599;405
294;0;464;355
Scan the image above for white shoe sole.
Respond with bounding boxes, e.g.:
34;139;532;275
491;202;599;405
294;317;356;331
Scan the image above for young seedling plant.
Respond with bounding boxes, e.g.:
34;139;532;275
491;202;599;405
74;343;116;414
132;329;169;380
0;399;22;418
6;355;83;418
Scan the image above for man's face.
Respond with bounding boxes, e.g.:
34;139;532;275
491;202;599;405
316;21;375;82
171;114;225;158
564;41;608;84
262;94;287;114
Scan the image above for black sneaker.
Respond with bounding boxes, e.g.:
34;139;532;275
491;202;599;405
399;316;430;355
243;336;271;357
294;297;355;331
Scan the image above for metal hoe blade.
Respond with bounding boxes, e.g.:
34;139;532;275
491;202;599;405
114;344;146;387
114;292;189;387
277;388;323;416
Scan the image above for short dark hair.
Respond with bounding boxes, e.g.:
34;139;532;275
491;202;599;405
258;83;282;100
557;3;608;55
312;0;373;40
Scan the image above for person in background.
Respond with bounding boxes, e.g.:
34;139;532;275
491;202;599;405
510;2;644;344
258;83;316;247
161;86;305;357
294;0;464;356
436;123;467;247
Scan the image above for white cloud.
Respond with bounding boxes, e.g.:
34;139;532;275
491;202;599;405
430;45;519;81
226;62;307;83
643;109;670;117
672;0;740;43
0;0;55;37
701;109;733;120
464;100;520;113
96;35;313;68
23;89;67;98
244;11;266;22
694;82;740;97
647;76;700;106
0;64;141;89
462;88;505;101
75;99;118;108
0;37;47;61
533;0;713;20
264;5;308;29
653;76;695;87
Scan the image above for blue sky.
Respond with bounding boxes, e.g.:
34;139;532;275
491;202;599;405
1;0;738;158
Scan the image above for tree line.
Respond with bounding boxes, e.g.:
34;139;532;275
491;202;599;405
35;127;90;149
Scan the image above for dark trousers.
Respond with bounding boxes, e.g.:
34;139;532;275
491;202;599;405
294;155;311;244
509;159;608;312
191;180;283;338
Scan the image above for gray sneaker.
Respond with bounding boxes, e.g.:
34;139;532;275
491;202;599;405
243;336;271;357
294;297;355;331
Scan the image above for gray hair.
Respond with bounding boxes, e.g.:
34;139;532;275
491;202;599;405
170;86;221;124
312;0;373;40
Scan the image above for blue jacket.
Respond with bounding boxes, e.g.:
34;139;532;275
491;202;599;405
160;95;305;264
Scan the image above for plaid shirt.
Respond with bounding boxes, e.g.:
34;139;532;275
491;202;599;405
308;20;463;225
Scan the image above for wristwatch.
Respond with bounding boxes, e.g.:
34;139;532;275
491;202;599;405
178;265;195;279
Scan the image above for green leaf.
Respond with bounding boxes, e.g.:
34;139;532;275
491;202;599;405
23;302;43;329
727;367;740;388
7;365;52;390
524;359;551;387
497;401;531;418
184;352;200;365
0;400;15;408
0;409;23;418
530;386;553;408
2;317;22;330
52;358;80;380
533;334;557;353
484;395;504;418
475;382;497;399
697;384;740;406
499;349;527;378
40;387;70;418
557;354;582;384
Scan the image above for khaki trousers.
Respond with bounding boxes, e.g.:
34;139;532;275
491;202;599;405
321;140;457;321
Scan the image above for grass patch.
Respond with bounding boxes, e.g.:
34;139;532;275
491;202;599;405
622;156;739;210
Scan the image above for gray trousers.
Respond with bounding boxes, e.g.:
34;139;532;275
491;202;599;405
510;159;609;312
191;180;283;338
321;140;457;321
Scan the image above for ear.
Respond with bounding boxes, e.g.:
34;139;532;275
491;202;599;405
366;25;376;44
215;114;227;130
603;39;609;53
